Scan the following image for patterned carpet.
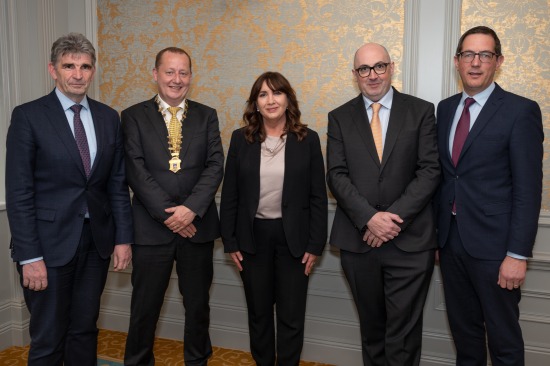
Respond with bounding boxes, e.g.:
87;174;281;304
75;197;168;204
0;329;333;365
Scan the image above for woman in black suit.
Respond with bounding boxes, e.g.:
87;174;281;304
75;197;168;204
220;71;327;366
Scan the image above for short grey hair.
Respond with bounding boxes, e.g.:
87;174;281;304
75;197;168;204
50;33;96;65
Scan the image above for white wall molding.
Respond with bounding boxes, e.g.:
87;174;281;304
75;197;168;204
85;0;99;99
441;0;462;98
403;0;420;95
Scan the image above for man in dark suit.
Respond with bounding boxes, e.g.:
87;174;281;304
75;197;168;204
6;33;133;365
326;43;440;366
436;26;543;366
122;47;224;366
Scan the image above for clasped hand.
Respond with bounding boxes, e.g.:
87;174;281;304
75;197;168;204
363;211;403;247
164;205;197;238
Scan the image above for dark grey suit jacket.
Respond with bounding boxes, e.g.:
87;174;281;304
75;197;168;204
6;90;133;266
327;88;440;253
122;97;224;245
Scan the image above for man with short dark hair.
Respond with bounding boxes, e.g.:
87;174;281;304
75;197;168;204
436;26;543;365
123;47;224;366
6;32;133;365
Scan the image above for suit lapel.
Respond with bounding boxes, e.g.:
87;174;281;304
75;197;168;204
459;84;505;161
445;94;462;165
350;94;380;166
179;100;199;159
282;133;298;203
88;98;103;178
143;98;171;158
382;88;407;169
42;91;87;177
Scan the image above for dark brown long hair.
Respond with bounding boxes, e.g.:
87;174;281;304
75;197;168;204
243;71;307;143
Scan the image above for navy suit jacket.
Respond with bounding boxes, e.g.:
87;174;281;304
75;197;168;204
122;97;224;245
327;88;440;253
6;90;134;267
436;83;543;259
220;128;328;257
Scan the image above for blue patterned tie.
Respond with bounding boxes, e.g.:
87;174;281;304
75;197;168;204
70;104;91;177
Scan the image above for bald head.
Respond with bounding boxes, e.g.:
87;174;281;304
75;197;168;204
352;43;394;102
354;43;391;68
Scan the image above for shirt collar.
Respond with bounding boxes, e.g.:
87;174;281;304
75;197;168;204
461;82;495;108
55;88;90;112
155;94;186;111
362;87;394;110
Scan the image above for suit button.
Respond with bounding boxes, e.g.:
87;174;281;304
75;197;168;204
375;204;381;209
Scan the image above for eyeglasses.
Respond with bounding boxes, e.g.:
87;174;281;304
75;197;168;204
354;62;390;78
457;51;499;63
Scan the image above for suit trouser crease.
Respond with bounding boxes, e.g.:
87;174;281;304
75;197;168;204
240;218;309;366
124;237;214;366
21;221;109;366
341;243;434;366
440;218;524;366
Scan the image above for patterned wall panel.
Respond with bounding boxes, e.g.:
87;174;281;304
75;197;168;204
97;0;404;152
461;0;550;209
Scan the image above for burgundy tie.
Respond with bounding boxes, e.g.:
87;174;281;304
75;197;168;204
451;97;475;166
451;97;475;213
70;104;91;177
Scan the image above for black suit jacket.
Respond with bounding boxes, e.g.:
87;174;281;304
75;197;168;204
6;90;133;266
436;83;543;259
220;128;328;257
327;88;440;253
122;97;224;245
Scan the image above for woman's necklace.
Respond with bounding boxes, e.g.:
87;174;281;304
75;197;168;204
262;135;286;156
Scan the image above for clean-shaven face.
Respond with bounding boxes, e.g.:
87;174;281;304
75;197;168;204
48;53;95;103
455;33;504;96
153;51;192;106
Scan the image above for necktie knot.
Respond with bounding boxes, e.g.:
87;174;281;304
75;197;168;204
464;97;475;109
70;104;83;114
371;102;381;114
168;106;181;118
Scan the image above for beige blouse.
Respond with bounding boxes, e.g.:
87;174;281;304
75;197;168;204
255;135;286;219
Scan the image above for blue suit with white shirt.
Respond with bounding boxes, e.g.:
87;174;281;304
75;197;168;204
435;82;543;365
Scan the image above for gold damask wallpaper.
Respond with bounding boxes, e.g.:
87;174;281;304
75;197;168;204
97;0;404;149
461;0;550;208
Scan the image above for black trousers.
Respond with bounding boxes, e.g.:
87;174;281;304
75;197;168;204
240;218;310;366
341;243;434;366
124;236;214;366
440;217;524;366
20;221;110;366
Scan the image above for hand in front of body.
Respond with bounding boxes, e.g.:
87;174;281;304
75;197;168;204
113;243;132;271
366;212;403;243
302;252;317;276
164;205;197;238
229;251;243;271
363;229;384;247
498;256;527;290
22;260;48;291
